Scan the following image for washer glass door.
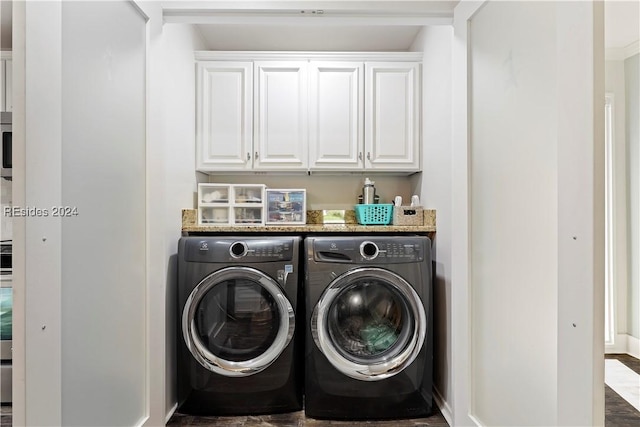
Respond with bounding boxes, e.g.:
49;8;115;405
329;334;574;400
312;267;426;381
183;266;294;377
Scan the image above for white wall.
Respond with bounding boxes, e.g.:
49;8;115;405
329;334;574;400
470;3;558;423
158;23;208;419
605;59;629;350
626;53;640;340
409;25;453;423
13;1;149;425
10;1;25;423
455;1;604;425
206;174;413;210
60;2;147;424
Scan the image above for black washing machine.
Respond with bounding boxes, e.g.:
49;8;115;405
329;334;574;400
177;236;303;415
304;235;433;420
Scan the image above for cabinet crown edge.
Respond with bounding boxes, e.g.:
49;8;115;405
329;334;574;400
194;51;423;62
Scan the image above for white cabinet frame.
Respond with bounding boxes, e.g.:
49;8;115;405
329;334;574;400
365;62;420;171
253;61;309;170
1;52;12;112
308;61;364;170
195;52;422;174
196;61;253;171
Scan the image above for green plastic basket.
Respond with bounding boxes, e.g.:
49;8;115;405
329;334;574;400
354;204;393;225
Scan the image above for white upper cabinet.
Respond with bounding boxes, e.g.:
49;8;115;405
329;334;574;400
5;60;11;112
365;62;420;171
0;60;4;112
195;53;421;174
254;61;308;170
308;61;364;170
196;61;253;171
1;53;11;112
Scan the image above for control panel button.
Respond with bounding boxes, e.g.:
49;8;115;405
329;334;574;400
229;241;248;258
360;241;379;260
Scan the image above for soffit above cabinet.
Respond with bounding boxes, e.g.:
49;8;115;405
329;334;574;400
194;25;424;51
163;1;458;23
162;1;456;51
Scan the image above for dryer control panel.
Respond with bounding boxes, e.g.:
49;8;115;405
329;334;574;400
312;237;426;264
183;237;296;263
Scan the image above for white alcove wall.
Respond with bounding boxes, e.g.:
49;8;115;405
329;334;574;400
409;24;454;425
12;0;149;425
453;1;605;425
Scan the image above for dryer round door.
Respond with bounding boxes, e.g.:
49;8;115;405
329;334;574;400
182;266;295;377
311;267;426;381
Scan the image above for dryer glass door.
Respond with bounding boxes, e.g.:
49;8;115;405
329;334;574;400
311;267;426;381
183;266;294;377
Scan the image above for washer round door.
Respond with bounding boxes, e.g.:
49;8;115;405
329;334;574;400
183;266;295;377
311;267;426;381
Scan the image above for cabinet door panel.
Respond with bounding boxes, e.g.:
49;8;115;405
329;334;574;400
309;62;363;170
0;60;5;112
365;62;420;171
196;62;252;171
254;61;308;170
4;60;11;112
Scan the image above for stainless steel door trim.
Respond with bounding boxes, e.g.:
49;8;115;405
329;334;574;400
182;266;295;377
311;267;426;381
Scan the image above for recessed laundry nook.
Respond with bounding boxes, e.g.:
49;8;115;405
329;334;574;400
5;1;638;427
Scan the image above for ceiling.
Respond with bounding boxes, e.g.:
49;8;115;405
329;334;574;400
182;0;639;53
604;0;639;49
173;1;458;51
0;1;637;52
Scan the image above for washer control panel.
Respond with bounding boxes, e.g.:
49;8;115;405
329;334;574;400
184;237;296;263
313;237;426;264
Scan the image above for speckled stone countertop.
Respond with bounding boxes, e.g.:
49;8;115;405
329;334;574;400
182;209;436;234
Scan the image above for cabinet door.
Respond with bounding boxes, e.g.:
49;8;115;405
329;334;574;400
0;60;5;112
4;60;11;112
196;61;253;171
254;61;308;170
365;62;420;171
308;62;363;170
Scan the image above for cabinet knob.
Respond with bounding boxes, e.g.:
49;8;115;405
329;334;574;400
255;151;259;159
367;152;371;160
247;152;251;161
358;152;363;160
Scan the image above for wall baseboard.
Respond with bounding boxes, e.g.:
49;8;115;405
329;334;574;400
165;402;178;424
433;386;453;427
628;335;640;359
605;333;640;359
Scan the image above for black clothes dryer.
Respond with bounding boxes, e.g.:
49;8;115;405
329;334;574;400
304;236;433;420
177;236;303;415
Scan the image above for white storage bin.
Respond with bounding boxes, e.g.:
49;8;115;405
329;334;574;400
197;183;266;226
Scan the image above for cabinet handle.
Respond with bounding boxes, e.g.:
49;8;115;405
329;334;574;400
255;152;259;159
247;152;251;161
367;152;371;160
358;152;363;160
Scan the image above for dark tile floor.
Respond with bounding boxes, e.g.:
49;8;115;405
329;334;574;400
167;409;448;427
604;354;640;427
0;405;11;427
2;355;638;426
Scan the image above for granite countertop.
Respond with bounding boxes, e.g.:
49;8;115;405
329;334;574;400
182;209;436;234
